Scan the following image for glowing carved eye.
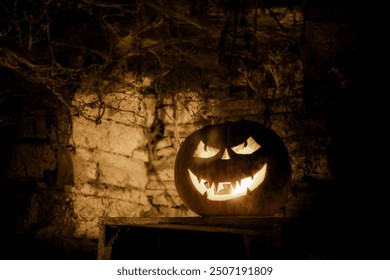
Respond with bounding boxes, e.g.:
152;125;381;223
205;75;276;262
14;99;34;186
231;136;261;155
193;141;220;158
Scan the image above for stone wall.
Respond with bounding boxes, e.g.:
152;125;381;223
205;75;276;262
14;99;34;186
33;49;330;241
2;47;334;250
0;2;348;258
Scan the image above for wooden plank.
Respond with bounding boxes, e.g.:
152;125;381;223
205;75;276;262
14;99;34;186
98;216;296;227
116;223;274;236
97;216;297;259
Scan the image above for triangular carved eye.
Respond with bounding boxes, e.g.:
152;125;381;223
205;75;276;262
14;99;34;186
193;140;220;158
231;136;261;155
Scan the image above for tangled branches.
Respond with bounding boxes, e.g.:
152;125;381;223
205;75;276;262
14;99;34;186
0;0;304;123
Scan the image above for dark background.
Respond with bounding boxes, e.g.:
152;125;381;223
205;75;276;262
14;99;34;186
0;0;387;260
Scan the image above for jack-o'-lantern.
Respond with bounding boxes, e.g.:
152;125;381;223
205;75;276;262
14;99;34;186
174;119;291;216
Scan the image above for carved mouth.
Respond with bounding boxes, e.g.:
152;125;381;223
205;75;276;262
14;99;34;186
188;164;267;201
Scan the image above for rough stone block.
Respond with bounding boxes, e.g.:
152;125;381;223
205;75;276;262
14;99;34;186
148;158;175;181
72;116;147;157
67;183;149;205
156;146;176;158
98;157;148;189
155;137;173;150
146;180;176;191
132;147;149;162
163;123;199;139
72;157;98;184
145;189;183;207
159;92;205;125
70;193;152;238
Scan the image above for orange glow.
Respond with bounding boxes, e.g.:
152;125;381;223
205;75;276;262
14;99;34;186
188;164;267;201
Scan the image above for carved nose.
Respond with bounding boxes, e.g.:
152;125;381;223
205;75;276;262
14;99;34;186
221;148;230;160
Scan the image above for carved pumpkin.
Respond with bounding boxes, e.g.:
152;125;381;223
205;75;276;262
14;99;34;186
174;119;291;216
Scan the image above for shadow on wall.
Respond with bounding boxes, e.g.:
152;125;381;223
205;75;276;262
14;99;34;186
0;130;97;260
0;69;95;259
